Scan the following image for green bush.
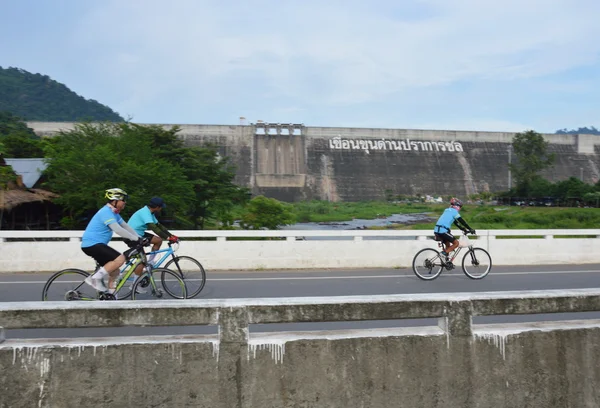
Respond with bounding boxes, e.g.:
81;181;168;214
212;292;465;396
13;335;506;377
240;196;296;230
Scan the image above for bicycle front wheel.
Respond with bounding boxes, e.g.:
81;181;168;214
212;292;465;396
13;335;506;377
131;268;187;300
42;269;96;301
164;256;206;298
412;248;444;280
462;248;492;279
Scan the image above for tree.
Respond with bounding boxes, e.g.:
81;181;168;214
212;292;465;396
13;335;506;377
43;122;194;226
240;196;296;230
0;111;44;157
0;165;16;189
583;191;600;207
1;132;44;157
528;176;554;198
510;130;556;196
42;122;247;228
120;123;251;229
553;177;594;201
186;150;250;229
0;111;37;136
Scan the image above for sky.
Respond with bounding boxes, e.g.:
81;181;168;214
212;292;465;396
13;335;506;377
1;0;599;133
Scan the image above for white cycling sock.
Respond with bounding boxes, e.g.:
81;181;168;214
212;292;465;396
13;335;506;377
93;267;108;279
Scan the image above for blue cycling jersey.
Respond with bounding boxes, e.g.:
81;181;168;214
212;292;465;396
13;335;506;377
128;206;158;236
434;207;460;233
81;205;124;247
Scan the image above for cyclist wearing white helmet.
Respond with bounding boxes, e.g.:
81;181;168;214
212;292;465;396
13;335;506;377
433;197;476;263
81;188;149;293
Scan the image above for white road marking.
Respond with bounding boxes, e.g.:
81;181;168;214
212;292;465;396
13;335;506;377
2;269;600;284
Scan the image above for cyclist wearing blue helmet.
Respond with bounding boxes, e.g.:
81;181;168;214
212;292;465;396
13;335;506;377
433;197;476;263
126;196;178;265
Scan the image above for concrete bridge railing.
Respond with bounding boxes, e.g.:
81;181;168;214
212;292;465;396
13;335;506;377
2;289;600;407
1;229;600;272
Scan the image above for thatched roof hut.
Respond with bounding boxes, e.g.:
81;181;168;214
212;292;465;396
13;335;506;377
0;188;61;229
0;188;59;211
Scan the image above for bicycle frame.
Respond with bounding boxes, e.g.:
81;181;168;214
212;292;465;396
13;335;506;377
437;234;477;265
144;242;178;268
443;245;464;264
117;241;176;279
92;247;155;299
111;243;180;295
114;256;144;292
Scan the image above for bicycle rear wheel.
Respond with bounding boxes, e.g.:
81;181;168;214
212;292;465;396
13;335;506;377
42;269;96;301
164;256;206;298
131;268;187;300
462;248;492;279
412;248;444;280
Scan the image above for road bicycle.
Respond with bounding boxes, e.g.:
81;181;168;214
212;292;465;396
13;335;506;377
41;242;187;301
143;239;206;298
412;232;492;280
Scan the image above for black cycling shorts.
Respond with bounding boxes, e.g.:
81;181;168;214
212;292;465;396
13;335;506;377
434;232;456;244
82;243;121;266
124;232;157;248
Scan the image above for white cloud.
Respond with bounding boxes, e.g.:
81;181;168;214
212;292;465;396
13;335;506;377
66;0;600;124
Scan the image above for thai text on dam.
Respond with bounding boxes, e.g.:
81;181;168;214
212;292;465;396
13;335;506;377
329;137;464;154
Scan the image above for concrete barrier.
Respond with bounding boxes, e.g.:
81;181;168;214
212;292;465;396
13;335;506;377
1;229;600;273
2;289;600;407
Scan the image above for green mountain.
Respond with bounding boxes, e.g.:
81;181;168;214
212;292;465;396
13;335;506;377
555;126;600;135
0;66;124;122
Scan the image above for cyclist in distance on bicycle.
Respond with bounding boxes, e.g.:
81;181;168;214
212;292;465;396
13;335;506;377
433;197;476;262
125;196;179;265
81;188;149;292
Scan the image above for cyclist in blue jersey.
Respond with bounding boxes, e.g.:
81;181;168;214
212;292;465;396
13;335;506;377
125;196;178;266
433;197;476;263
81;188;149;292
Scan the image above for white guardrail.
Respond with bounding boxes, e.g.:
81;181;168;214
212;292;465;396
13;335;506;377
1;229;600;272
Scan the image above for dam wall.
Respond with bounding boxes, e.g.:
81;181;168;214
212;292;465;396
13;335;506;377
27;121;600;202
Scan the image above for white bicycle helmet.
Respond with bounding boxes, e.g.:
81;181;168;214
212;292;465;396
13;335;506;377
105;188;128;201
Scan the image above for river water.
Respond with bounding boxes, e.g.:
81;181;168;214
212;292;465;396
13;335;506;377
280;213;435;240
281;213;434;230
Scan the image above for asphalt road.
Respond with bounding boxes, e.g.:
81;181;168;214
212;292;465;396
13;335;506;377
2;264;600;339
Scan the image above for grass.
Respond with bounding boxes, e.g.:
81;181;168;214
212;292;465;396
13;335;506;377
457;206;600;230
230;200;600;230
288;201;600;230
291;200;435;223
